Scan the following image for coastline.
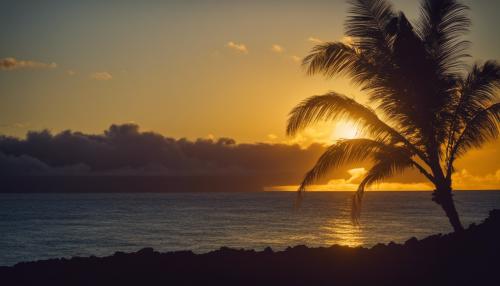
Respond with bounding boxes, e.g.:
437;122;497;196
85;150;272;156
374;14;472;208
2;209;499;286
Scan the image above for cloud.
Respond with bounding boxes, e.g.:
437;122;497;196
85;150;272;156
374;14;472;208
1;124;497;191
270;167;433;191
284;126;332;146
0;152;89;175
269;166;500;192
308;37;324;44
344;167;367;184
271;44;284;53
0;122;30;129
452;169;500;190
0;57;57;70
267;134;278;140
226;41;248;54
0;124;330;183
0;152;56;175
290;55;302;63
90;71;113;81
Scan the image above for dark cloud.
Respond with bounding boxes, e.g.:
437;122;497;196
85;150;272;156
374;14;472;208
0;152;53;175
0;152;90;175
0;124;326;182
0;124;431;191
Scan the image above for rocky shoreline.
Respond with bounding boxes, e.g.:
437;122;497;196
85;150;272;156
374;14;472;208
2;210;499;286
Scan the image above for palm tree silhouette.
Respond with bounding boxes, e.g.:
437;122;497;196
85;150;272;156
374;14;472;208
288;0;500;232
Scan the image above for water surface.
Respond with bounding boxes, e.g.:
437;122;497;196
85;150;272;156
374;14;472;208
1;191;499;266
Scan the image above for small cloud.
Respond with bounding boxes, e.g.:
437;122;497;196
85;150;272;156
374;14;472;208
290;55;302;63
284;126;332;147
66;70;76;76
0;57;57;71
0;122;30;129
271;44;284;53
90;71;112;81
267;134;278;140
346;167;367;184
226;41;248;54
307;36;324;44
13;122;30;128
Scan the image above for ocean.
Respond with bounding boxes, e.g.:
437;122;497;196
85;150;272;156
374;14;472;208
1;191;499;266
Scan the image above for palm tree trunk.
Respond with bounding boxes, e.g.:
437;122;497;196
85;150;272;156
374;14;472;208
432;188;464;232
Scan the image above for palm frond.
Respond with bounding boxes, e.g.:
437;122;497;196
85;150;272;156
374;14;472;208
457;61;500;119
298;139;391;192
351;147;415;223
301;20;436;143
345;0;396;53
302;42;365;79
416;0;471;75
445;61;500;161
287;92;430;163
448;103;500;166
287;92;389;139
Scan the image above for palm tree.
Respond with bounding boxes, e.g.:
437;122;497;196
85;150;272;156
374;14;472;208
287;0;500;232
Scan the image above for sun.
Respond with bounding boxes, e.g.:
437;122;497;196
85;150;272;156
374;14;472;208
330;121;359;140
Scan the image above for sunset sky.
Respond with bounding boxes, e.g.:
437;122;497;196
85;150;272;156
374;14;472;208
0;0;499;190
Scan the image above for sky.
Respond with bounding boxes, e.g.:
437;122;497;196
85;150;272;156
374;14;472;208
0;0;499;190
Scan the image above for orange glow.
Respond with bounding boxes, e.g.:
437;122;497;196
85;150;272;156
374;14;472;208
330;121;359;140
0;1;498;191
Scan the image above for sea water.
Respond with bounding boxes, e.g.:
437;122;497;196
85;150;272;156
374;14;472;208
1;191;499;266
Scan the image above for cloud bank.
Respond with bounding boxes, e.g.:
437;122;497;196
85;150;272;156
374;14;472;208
0;124;496;191
0;124;330;183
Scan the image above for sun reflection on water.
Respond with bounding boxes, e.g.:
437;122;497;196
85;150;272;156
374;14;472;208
320;209;364;247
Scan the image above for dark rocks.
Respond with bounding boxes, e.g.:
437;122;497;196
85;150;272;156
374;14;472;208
263;246;273;254
404;237;418;247
136;247;155;255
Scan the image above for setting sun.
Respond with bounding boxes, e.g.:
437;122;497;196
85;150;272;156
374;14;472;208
331;121;359;140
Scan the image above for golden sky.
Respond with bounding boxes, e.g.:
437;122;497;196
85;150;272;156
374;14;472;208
0;0;499;190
